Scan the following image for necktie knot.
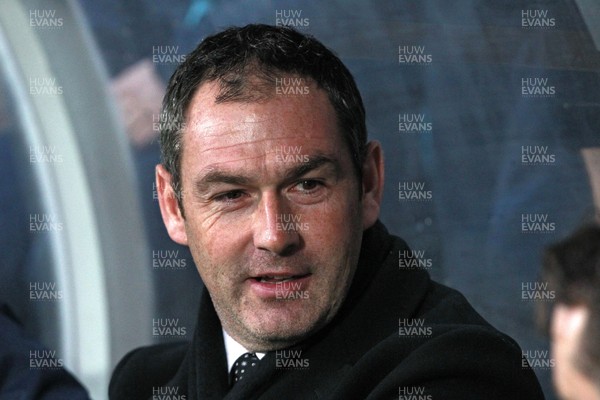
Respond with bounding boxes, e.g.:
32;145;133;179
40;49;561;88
230;352;260;386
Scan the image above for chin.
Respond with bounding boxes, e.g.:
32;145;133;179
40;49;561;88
243;308;330;350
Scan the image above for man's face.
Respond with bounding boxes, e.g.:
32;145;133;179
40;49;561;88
157;79;380;351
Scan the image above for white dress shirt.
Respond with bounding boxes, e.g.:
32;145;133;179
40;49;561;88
222;329;266;372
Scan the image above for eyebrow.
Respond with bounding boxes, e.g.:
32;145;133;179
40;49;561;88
193;154;341;195
283;155;340;182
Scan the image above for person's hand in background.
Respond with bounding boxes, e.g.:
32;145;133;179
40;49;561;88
111;59;165;148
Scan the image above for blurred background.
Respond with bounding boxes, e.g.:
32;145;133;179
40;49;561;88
0;0;598;398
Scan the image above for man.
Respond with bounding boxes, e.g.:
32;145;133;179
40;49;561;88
109;24;544;399
540;225;600;400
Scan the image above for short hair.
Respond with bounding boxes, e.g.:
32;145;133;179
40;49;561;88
159;24;367;210
540;224;600;387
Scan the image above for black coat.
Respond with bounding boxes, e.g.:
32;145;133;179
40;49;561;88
109;221;544;399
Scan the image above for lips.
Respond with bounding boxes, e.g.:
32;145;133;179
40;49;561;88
254;274;310;283
247;272;312;299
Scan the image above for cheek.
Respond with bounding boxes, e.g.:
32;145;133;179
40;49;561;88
183;216;236;280
185;204;245;247
316;177;360;217
304;198;362;272
310;194;361;243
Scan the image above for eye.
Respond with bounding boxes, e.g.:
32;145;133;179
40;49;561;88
293;180;323;193
287;179;327;205
213;190;245;202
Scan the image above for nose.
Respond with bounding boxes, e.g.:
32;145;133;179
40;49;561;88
252;191;300;255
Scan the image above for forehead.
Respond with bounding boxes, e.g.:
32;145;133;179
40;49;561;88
180;80;347;172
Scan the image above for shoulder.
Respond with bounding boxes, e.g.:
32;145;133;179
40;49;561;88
417;280;492;326
331;324;543;400
341;226;545;399
109;341;189;400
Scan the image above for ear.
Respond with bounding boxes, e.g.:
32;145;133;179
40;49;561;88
156;164;188;245
361;141;384;229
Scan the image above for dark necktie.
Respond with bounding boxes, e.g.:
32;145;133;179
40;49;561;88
230;352;260;386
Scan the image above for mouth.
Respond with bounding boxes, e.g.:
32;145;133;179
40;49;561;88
247;272;312;299
252;273;311;284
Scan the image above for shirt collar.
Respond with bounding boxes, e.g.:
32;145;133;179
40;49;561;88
222;329;266;372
